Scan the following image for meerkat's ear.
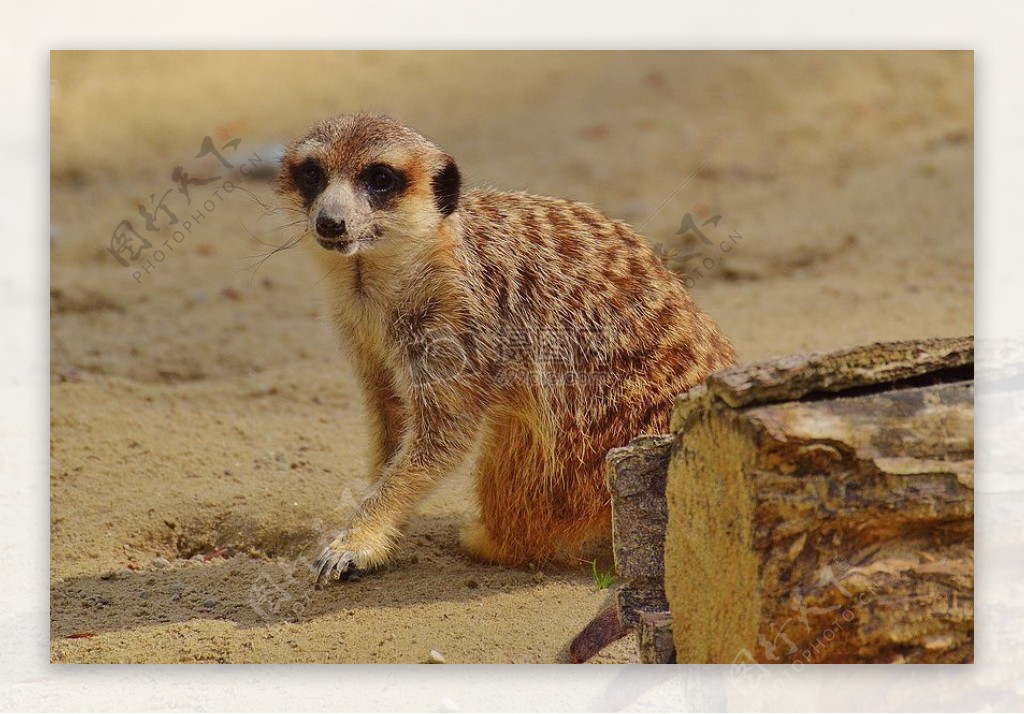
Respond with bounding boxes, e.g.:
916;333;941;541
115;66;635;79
431;157;461;217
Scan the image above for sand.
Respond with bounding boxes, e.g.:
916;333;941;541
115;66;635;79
49;51;973;664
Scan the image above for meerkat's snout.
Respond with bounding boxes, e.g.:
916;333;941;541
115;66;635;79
315;213;346;240
312;187;352;250
309;182;374;254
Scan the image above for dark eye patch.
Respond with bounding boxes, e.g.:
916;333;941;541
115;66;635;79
358;164;406;209
432;159;460;217
291;160;328;206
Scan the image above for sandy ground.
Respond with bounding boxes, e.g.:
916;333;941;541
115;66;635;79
49;51;973;664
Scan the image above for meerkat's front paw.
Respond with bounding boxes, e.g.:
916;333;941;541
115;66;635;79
312;542;358;584
311;528;394;585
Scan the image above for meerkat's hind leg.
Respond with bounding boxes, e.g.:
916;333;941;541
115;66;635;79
459;518;503;563
460;411;570;566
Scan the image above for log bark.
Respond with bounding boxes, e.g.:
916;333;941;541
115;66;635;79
637;611;676;664
606;435;674;628
664;336;974;664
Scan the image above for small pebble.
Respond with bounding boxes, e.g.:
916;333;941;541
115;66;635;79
427;649;446;664
189;554;205;563
151;557;170;569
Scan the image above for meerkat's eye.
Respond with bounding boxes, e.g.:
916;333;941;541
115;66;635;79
294;160;327;194
361;164;403;196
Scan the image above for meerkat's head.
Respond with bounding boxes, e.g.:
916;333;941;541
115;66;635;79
277;113;461;257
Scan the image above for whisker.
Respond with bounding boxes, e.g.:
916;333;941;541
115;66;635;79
232;184;307;227
237;222;308;280
243;233;304;260
233;184;284;214
249;220;307;238
257;205;306;221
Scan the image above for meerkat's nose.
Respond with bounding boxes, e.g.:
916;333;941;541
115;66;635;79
316;214;347;239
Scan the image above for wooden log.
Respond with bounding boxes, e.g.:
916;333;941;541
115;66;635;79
664;336;974;664
637;611;676;664
700;335;973;410
568;436;673;663
606;435;674;628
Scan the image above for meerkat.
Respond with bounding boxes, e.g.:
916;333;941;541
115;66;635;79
276;113;735;584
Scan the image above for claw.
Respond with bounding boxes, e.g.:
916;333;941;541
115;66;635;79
312;554;327;583
312;547;355;585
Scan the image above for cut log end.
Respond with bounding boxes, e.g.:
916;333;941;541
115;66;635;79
664;337;974;664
